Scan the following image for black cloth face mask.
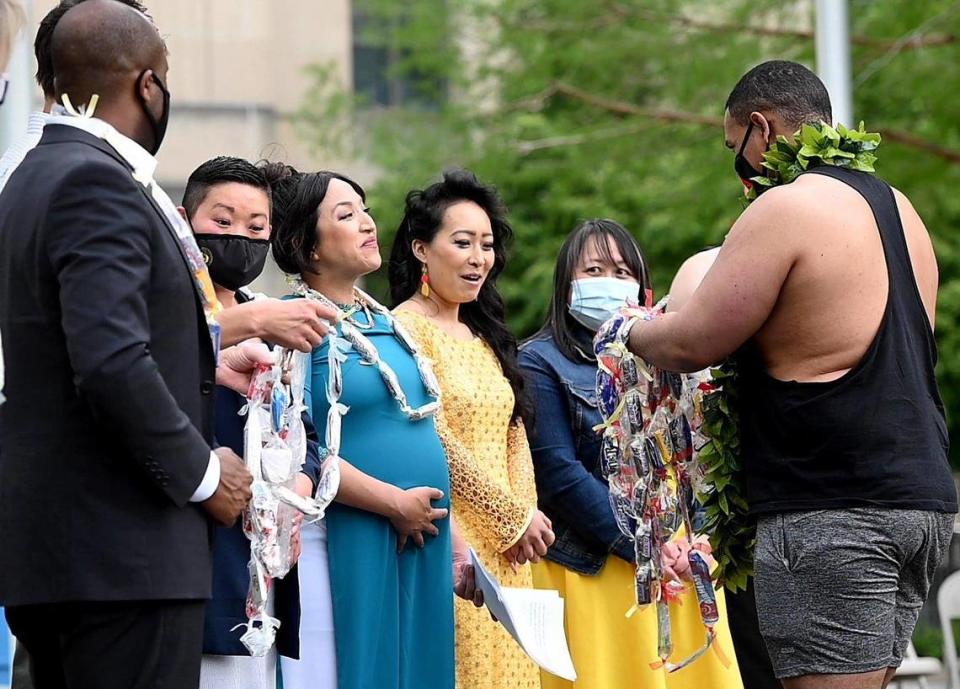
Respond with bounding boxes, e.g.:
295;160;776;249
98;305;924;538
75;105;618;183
734;120;769;193
136;69;170;156
194;233;270;291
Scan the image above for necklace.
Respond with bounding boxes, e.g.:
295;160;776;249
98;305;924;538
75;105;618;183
288;276;442;459
745;120;881;203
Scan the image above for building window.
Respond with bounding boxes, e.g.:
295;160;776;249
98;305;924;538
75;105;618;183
351;7;445;109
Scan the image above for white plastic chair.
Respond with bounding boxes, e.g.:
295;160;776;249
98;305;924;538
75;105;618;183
894;641;942;688
939;568;960;689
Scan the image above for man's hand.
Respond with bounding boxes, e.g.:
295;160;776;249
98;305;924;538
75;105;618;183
388;486;448;552
202;448;253;527
503;510;555;566
217;340;274;394
290;473;314;562
256;299;337;353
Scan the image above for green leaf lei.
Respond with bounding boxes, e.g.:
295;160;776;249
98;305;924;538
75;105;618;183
745;120;882;202
699;121;882;591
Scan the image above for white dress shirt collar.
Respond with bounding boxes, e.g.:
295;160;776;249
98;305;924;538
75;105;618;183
46;114;159;187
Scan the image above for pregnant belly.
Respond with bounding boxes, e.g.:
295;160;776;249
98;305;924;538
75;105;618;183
337;416;451;500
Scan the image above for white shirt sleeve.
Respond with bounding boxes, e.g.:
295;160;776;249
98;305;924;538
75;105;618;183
189;451;222;502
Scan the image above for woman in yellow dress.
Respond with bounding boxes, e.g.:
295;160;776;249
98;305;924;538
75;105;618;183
388;169;555;689
519;219;744;689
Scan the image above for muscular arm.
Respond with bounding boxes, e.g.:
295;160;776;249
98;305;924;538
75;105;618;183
629;188;803;371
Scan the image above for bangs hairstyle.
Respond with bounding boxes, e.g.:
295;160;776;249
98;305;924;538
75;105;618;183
181;156;270;221
268;170;366;276
535;218;651;362
388;168;530;423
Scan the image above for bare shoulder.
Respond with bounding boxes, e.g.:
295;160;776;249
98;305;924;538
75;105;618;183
667;248;721;312
890;186;926;228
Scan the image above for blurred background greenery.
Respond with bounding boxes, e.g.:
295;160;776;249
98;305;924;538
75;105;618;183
296;0;960;464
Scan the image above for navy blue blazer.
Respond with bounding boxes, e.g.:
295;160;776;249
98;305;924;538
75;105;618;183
202;302;324;658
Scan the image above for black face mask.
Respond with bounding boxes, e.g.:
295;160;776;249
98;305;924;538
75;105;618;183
733;120;769;192
136;70;170;155
194;233;270;292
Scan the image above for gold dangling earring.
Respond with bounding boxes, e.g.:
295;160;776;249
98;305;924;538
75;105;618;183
420;264;431;298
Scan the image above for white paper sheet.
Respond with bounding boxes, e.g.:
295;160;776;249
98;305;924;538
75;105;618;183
469;549;577;681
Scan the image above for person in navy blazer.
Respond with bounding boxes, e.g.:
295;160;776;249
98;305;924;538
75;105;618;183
0;4;253;688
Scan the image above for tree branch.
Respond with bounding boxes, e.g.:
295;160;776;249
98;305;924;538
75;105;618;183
502;6;956;52
519;82;960;165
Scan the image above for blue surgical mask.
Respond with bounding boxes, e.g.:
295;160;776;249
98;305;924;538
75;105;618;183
568;277;640;331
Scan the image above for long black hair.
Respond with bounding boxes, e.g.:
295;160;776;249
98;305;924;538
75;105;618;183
388;169;531;423
534;218;651;362
266;167;366;276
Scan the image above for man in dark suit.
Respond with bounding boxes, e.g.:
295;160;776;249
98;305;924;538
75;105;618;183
0;2;329;687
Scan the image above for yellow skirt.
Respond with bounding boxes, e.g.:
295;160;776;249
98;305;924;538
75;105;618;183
533;557;744;689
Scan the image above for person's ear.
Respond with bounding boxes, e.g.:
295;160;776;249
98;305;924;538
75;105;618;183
176;206;189;222
750;111;773;143
411;239;428;263
137;69;154;103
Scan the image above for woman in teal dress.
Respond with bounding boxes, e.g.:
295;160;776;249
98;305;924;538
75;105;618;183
268;168;458;689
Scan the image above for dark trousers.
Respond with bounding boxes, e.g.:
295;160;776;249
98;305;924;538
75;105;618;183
5;600;204;689
11;641;34;689
726;578;780;689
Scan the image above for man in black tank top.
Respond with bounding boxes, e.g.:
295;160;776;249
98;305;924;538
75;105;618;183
626;61;957;689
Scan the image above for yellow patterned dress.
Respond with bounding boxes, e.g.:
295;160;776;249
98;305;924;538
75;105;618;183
395;310;541;689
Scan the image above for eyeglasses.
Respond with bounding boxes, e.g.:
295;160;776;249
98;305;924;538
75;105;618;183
0;73;9;106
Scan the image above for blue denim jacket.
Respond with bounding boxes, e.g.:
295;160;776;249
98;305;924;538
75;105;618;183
519;331;635;575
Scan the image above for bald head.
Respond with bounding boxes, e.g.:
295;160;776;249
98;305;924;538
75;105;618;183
51;0;166;107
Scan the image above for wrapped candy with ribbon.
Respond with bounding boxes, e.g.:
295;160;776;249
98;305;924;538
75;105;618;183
593;300;729;672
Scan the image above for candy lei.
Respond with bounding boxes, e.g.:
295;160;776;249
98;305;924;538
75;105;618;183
593;303;729;672
288;275;442;432
237;347;341;657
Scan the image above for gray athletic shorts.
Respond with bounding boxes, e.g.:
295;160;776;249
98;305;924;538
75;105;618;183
754;508;954;679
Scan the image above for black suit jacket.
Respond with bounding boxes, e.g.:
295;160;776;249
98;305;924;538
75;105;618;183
0;124;217;605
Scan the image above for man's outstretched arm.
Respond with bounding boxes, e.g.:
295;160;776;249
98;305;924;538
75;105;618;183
628;188;803;371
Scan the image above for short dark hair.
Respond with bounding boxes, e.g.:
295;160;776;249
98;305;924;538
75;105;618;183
388;168;531;423
531;219;651;362
268;169;366;275
725;60;832;129
182;156;270;221
36;0;149;99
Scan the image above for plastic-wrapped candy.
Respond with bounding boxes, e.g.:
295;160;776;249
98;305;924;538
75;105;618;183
341;321;380;364
653;598;673;668
593;302;726;673
325;402;347;459
635;519;653;562
601;433;621;477
689;550;719;626
634;563;653;606
623;390;644;437
595;369;620;420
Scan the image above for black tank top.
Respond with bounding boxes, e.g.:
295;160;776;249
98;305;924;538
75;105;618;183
738;166;956;515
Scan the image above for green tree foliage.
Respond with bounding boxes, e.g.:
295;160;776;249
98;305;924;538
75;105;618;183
298;0;960;464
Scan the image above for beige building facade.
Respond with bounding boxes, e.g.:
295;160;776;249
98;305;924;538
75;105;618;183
8;0;364;294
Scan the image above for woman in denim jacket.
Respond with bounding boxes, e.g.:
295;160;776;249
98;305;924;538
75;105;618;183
520;220;743;689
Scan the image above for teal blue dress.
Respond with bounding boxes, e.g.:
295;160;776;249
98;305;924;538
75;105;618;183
305;310;455;689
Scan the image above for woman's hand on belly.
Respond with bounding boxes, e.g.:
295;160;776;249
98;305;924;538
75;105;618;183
389;486;449;551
